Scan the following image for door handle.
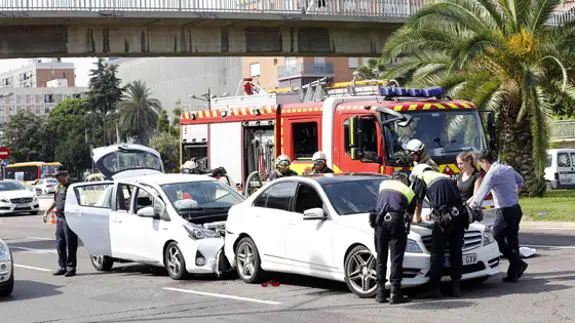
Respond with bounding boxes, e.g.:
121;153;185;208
112;218;122;224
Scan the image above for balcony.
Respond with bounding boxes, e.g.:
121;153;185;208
278;63;334;79
550;120;575;142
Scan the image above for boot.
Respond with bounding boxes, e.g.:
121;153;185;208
451;279;461;297
375;282;387;303
389;285;409;304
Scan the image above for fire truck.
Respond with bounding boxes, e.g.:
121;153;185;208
179;77;497;206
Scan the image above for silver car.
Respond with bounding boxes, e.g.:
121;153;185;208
0;238;14;297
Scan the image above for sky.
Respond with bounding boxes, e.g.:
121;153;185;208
0;57;98;87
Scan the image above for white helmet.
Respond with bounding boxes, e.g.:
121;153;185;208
312;151;327;162
406;139;425;153
276;154;291;166
183;160;197;170
410;163;432;181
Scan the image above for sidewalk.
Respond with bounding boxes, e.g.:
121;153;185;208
521;221;575;230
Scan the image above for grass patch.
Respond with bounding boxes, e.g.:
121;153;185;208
520;190;575;222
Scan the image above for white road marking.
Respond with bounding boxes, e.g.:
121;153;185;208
163;287;282;305
27;236;54;241
14;264;52;272
523;244;575;250
9;246;57;254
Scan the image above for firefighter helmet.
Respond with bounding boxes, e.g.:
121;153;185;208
409;163;432;182
406;139;425;153
312;151;327;162
276;154;291;167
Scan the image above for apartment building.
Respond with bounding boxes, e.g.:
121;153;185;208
242;57;376;90
0;87;89;125
0;58;76;88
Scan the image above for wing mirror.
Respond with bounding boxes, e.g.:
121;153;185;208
303;208;327;220
136;206;155;217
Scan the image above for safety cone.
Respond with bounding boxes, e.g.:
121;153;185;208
49;210;56;224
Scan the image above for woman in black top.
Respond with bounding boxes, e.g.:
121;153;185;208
456;152;483;204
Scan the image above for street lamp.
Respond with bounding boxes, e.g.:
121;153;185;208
86;110;117;145
189;88;216;110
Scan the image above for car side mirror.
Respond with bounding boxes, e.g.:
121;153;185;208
303;208;326;220
153;199;170;221
137;206;155;217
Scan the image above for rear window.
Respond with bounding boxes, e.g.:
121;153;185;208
558;153;571;167
321;178;385;215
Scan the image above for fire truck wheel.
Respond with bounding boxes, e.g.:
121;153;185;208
235;237;265;283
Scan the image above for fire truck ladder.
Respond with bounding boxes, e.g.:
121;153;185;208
298;76;395;102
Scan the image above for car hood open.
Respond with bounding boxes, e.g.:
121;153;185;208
92;144;164;180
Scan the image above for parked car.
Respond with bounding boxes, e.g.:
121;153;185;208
65;143;244;279
34;177;59;196
545;148;575;190
224;174;500;298
0;237;14;297
0;180;40;215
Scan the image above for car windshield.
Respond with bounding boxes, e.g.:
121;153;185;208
392;110;487;158
100;150;162;175
160;180;244;211
0;181;27;191
321;178;385;215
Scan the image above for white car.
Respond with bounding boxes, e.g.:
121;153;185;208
34;177;59;196
0;180;40;215
224;174;500;298
65;143;245;279
0;238;14;297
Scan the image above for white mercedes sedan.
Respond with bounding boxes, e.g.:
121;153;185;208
0;180;40;216
224;174;500;298
0;237;14;297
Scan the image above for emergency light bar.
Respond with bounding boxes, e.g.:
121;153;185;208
379;86;445;98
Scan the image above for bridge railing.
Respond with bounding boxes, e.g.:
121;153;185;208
551;120;575;142
0;0;426;17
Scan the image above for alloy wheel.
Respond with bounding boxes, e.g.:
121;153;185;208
346;248;377;295
236;242;256;280
166;245;182;276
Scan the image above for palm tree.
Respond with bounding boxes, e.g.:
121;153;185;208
356;58;387;79
381;0;575;196
118;81;161;145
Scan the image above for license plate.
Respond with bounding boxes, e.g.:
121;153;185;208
443;253;478;267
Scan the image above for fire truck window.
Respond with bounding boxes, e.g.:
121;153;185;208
343;118;378;155
292;122;318;159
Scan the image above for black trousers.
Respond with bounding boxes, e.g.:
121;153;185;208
493;204;523;278
429;218;465;290
56;216;78;271
374;213;407;289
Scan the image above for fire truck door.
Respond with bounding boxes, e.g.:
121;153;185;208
335;114;381;173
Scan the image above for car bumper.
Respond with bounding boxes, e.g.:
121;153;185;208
0;201;40;214
178;236;225;275
223;232;239;269
0;259;13;284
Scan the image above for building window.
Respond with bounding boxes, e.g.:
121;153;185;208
273;58;278;65
285;57;297;67
44;94;54;103
314;57;326;64
292;121;318;159
348;57;359;69
250;63;261;77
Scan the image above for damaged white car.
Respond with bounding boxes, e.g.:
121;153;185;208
65;144;243;279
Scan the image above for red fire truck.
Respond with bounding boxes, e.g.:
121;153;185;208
179;79;496;207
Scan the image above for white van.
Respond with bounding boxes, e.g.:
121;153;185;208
545;149;575;189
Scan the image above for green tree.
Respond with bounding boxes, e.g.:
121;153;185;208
157;109;170;134
171;107;182;137
118;81;161;145
3;111;48;162
149;132;179;173
382;0;575;196
356;58;386;79
45;98;92;176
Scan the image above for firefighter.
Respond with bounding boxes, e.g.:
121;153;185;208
370;172;415;304
405;138;438;170
305;151;334;175
410;163;468;299
268;155;298;181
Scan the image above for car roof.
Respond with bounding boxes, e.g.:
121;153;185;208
120;174;217;185
276;173;390;186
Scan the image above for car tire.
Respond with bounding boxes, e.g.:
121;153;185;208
344;245;378;298
90;255;114;271
235;237;265;283
0;260;14;297
164;242;189;280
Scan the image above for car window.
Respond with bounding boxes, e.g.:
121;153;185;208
74;183;113;208
294;184;323;213
558;153;571;167
116;184;134;212
135;188;154;214
546;154;552;168
254;181;297;211
571;153;575;166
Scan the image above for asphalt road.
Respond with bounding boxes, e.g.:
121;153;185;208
1;199;574;323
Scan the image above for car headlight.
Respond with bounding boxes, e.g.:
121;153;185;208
0;241;10;262
183;223;221;240
406;239;424;253
482;227;495;246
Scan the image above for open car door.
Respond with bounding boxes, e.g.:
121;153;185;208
92;143;164;180
65;181;114;257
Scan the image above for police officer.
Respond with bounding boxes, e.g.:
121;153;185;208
268;155;298;181
44;166;78;277
370;172;416;304
405;139;438;170
410;163;468;298
305;151;334;175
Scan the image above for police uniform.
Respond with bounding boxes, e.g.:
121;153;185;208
412;169;468;298
371;179;416;304
54;181;79;276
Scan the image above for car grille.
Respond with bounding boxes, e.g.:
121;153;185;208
421;230;483;253
10;197;33;204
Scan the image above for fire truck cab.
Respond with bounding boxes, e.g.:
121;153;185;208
179;80;497;204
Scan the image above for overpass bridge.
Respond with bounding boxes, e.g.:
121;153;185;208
0;0;571;58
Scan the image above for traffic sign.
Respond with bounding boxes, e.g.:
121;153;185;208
0;147;8;160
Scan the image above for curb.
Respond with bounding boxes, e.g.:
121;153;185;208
520;221;575;229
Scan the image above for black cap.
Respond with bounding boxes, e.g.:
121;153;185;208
478;150;496;163
56;166;69;177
